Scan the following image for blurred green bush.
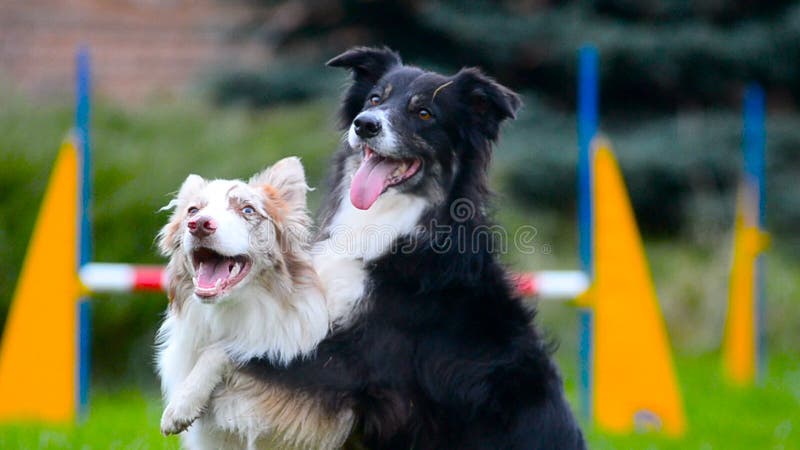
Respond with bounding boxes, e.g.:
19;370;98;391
499;96;800;243
2;93;798;388
210;63;341;108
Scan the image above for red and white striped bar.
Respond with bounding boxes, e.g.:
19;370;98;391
513;271;589;300
79;263;166;293
79;263;587;299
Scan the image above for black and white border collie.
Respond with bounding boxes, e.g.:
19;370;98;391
246;47;585;449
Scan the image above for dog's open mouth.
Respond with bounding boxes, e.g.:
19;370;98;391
191;247;252;300
350;146;422;210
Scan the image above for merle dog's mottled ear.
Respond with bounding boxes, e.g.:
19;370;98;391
250;156;309;213
453;68;522;140
327;46;402;127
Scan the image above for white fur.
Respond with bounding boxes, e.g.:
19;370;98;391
160;345;231;436
347;109;398;154
157;282;329;448
157;164;331;449
314;188;428;325
180;180;254;259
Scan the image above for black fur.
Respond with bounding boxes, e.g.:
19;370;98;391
245;47;585;450
327;46;403;129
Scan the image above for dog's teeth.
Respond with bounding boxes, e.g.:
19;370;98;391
391;162;408;178
214;278;223;290
230;262;240;278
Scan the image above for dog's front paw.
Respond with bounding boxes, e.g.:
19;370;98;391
160;400;202;435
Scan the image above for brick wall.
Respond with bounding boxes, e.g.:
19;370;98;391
0;0;268;102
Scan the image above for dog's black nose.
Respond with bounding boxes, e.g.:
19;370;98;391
354;114;381;138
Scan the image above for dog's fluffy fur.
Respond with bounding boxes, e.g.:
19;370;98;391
244;48;586;449
156;157;354;450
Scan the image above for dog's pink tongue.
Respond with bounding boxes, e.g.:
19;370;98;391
350;155;398;210
197;259;230;289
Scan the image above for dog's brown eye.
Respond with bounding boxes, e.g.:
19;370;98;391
187;206;199;216
369;95;381;106
418;109;432;121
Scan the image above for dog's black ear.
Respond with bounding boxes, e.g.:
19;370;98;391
327;46;402;82
453;68;521;140
327;47;402;127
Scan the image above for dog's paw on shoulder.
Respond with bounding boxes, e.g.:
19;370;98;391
160;400;202;435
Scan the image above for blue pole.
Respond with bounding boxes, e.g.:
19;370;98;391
578;45;598;275
577;44;598;424
75;45;92;418
743;83;766;383
743;84;765;228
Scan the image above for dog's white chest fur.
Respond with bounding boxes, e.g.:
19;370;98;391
158;285;324;394
157;284;330;449
314;191;428;325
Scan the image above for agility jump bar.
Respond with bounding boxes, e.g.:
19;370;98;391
78;262;586;299
79;263;167;293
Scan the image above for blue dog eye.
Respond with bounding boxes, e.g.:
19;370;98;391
242;206;255;214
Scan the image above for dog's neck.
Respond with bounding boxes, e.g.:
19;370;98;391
167;271;329;366
311;190;427;327
317;189;429;261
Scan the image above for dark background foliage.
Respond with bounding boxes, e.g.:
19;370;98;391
212;0;800;244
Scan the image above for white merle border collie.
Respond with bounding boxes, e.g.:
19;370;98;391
244;48;586;449
155;157;354;450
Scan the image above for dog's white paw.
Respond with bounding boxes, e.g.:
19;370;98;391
160;399;202;435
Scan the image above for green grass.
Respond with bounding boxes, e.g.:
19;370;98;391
0;354;796;449
0;390;179;449
586;353;800;449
